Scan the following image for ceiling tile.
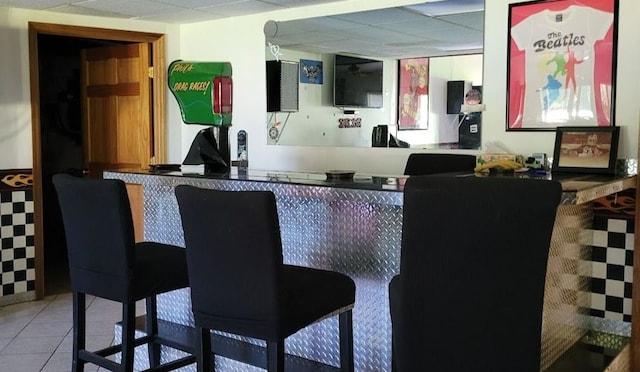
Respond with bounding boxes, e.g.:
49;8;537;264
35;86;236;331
380;18;467;36
309;16;360;31
332;8;426;26
44;4;130;18
429;29;483;44
404;0;483;16
0;0;70;10
263;0;341;6
139;8;226;23
200;0;282;17
275;30;340;44
437;11;484;31
153;0;234;9
310;38;380;53
339;26;425;45
76;0;187;18
0;0;485;59
268;19;319;35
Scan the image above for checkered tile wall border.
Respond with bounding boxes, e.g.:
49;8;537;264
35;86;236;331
0;169;36;298
590;215;634;323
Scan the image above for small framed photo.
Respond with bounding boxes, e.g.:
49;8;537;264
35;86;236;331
551;126;620;174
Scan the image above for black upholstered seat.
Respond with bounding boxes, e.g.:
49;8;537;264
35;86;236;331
389;175;561;372
403;153;476;175
52;174;194;372
175;185;356;372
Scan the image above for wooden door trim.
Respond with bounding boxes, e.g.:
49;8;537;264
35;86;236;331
632;125;640;368
28;22;167;298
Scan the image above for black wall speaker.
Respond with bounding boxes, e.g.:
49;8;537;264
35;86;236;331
446;80;471;114
266;60;299;112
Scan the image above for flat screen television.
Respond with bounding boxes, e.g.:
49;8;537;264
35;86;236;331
334;55;383;108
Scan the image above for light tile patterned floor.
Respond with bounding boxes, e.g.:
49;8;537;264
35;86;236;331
0;293;143;372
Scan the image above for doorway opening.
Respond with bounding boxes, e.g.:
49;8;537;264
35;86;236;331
38;35;132;295
29;23;167;297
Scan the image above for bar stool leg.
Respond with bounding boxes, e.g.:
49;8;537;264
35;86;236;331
72;292;86;372
121;302;136;372
145;296;161;367
339;310;354;372
267;339;284;372
391;338;398;372
196;327;212;372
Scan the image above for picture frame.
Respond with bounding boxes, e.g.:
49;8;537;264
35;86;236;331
551;126;620;174
506;0;619;131
299;59;323;84
397;58;429;130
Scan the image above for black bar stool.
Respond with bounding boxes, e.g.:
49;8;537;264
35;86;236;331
175;186;356;372
389;176;561;371
53;174;195;372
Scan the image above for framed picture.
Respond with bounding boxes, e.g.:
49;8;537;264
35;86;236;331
506;0;619;131
299;59;323;84
551;126;620;174
397;58;429;130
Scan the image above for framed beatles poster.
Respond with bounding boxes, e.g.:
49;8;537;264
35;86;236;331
506;0;619;131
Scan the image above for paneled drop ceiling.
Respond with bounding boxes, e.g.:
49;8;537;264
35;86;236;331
0;0;347;23
266;1;484;59
0;0;485;58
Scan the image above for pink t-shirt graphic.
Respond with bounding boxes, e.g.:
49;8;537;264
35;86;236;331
510;5;612;128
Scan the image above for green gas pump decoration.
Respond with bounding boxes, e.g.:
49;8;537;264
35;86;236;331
168;60;232;126
169;60;233;173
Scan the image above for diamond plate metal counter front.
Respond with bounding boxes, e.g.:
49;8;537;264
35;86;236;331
106;171;609;371
540;204;592;370
108;172;403;371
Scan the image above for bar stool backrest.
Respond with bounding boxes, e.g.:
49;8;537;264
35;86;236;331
403;153;476;175
391;175;562;371
52;174;135;301
175;186;283;339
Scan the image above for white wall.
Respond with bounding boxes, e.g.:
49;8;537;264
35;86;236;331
0;7;181;170
482;0;640;161
179;0;446;175
2;0;638;176
179;0;639;175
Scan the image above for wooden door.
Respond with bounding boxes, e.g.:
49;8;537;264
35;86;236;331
81;43;153;176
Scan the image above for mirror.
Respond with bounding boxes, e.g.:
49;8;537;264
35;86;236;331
265;0;484;149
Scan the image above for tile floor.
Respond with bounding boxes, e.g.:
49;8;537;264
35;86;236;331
0;293;143;372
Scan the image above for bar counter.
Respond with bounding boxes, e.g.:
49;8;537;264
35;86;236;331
106;168;636;371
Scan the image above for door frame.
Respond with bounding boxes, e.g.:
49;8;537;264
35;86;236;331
28;22;167;298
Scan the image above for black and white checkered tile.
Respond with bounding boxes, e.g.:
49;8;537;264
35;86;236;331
0;189;36;296
589;215;634;323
